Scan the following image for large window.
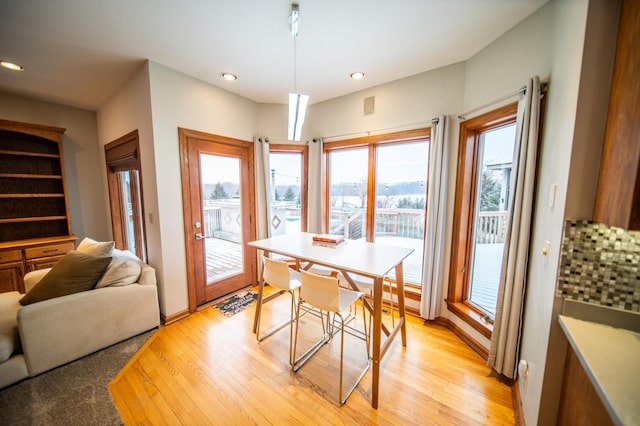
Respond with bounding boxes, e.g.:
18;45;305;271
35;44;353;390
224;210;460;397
324;129;430;287
448;103;517;337
269;144;308;235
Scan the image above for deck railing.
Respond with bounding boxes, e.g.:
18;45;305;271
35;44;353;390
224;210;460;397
203;204;508;244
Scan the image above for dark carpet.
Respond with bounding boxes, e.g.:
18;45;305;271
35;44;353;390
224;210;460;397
0;330;155;426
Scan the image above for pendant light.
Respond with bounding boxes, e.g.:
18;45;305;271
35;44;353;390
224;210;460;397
287;3;308;141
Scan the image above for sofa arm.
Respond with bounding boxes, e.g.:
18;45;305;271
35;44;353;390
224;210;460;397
23;268;51;293
17;284;160;376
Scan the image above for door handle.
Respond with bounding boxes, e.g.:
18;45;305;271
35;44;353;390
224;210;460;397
195;233;205;240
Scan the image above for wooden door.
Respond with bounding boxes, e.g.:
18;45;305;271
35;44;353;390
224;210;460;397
179;128;256;310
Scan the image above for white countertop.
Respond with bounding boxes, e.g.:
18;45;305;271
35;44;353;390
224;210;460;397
558;315;640;425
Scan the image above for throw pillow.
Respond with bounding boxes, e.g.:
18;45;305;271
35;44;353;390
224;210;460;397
94;251;142;288
19;251;112;306
76;237;115;257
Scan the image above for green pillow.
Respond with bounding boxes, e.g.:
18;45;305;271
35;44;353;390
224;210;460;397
19;251;112;306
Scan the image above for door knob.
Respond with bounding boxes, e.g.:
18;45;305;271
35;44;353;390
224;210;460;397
195;233;204;240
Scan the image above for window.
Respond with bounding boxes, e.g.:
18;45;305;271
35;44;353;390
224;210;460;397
324;129;430;287
105;130;147;262
447;103;517;337
269;144;308;234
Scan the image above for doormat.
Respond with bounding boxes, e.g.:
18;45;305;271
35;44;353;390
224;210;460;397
213;290;258;317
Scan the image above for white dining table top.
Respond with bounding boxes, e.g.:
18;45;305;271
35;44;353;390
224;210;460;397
249;232;414;278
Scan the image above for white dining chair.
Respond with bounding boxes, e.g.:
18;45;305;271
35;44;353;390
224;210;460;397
254;255;301;365
292;269;370;405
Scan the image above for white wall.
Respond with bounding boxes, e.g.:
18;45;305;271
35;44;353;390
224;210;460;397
96;61;161;304
308;62;466;139
0;92;109;242
146;62;259;317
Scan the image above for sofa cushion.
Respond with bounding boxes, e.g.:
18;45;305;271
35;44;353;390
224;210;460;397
76;237;115;257
95;250;142;288
0;292;22;362
19;251;112;306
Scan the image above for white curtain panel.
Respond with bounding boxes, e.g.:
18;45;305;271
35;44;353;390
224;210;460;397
254;137;272;240
487;76;541;378
420;115;449;320
307;137;323;234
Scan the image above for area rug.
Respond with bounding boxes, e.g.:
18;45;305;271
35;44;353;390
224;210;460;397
0;330;155;426
213;290;258;317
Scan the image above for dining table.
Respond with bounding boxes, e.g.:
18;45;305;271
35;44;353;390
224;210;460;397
248;232;414;409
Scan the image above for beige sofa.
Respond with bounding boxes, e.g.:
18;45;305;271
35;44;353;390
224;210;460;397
0;243;160;389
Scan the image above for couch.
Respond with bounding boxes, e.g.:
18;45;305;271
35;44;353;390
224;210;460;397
0;238;160;389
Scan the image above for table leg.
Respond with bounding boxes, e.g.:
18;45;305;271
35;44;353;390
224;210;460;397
371;276;383;409
395;263;407;346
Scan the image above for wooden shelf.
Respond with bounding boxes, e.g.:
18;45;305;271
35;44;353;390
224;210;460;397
0;149;60;158
0;193;65;198
0;216;67;224
0;173;63;179
0;119;72;244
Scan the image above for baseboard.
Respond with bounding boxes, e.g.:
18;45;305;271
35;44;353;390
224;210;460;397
512;378;526;425
162;309;190;325
434;316;489;359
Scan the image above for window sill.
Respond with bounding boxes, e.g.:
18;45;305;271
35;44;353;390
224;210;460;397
446;301;493;339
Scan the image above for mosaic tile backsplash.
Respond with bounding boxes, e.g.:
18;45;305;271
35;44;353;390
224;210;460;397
557;220;640;312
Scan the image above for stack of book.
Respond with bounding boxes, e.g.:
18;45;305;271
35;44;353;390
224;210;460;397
312;234;346;248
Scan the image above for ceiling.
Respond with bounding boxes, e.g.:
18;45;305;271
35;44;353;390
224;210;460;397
0;0;548;111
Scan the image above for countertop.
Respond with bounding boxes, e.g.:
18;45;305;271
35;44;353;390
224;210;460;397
558;315;640;425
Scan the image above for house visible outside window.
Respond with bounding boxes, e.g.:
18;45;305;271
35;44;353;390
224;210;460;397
448;103;517;336
269;144;308;235
324;130;430;288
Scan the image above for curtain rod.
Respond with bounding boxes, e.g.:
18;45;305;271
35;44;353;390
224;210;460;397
458;86;526;121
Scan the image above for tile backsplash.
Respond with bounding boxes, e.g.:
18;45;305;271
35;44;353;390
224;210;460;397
557;219;640;312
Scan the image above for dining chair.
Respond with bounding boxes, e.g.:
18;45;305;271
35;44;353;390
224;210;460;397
254;255;301;365
292;269;371;405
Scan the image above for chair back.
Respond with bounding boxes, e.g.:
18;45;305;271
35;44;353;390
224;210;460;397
262;256;293;291
300;270;340;312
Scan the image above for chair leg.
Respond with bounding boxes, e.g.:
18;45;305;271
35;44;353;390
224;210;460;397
337;310;371;405
292;304;330;372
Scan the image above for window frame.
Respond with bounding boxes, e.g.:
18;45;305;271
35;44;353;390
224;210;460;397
104;129;147;262
269;143;309;233
446;103;518;338
323;128;430;289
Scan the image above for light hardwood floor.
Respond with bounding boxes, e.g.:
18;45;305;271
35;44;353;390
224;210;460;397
110;289;516;425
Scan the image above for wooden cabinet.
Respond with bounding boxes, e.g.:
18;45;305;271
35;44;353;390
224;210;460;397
0;236;77;293
0;118;76;293
557;346;614;425
593;0;640;230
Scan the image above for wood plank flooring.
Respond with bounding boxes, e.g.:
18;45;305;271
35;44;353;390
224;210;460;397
110;289;515;425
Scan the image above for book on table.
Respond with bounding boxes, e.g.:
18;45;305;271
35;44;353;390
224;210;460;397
312;239;346;249
312;234;345;244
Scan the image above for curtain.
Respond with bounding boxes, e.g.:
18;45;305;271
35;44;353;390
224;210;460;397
420;116;449;320
307;137;323;234
254;137;272;240
487;76;541;378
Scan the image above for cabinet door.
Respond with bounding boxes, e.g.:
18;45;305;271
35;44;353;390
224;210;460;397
27;255;65;273
0;261;24;293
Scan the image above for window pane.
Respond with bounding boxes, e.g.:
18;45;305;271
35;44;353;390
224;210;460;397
468;124;516;319
374;142;428;286
201;154;244;283
269;152;302;235
328;148;368;240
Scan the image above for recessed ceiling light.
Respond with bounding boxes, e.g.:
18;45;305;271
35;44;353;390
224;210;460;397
1;61;24;71
220;72;237;81
350;72;365;80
